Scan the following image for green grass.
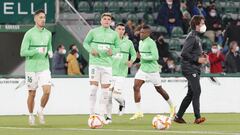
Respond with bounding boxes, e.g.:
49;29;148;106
0;113;240;135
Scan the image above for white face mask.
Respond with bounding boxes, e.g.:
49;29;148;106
211;48;218;53
166;0;173;5
75;53;79;58
236;46;239;52
210;11;216;17
200;24;207;33
61;49;66;54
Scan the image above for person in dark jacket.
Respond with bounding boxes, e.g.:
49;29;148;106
225;41;240;73
52;44;67;75
174;15;208;124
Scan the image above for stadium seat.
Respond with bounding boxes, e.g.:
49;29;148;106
94;13;101;25
221;14;232;28
171;26;184;38
155;25;168;36
168;38;181;51
93;1;105;12
201;36;212;51
107;1;120;13
112;13;122;23
78;1;91;12
126;13;138;24
224;1;237;13
143;13;155;25
169;51;181;65
60;1;72;13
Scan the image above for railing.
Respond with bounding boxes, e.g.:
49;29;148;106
58;0;92;43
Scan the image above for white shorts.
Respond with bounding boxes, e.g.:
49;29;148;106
25;69;51;90
135;69;162;86
111;76;125;93
89;65;112;84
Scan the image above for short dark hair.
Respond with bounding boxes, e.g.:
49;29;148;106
212;43;218;47
141;25;151;30
57;44;64;51
70;49;78;55
116;23;125;27
34;9;45;16
190;15;205;30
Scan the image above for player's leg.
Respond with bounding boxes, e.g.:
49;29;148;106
130;79;145;120
174;74;193;124
89;65;100;115
25;72;38;125
100;66;112;124
37;70;52;124
112;77;125;115
28;90;36;125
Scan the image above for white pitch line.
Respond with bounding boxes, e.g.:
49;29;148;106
0;127;239;135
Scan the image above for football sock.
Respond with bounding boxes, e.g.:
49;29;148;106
89;85;98;115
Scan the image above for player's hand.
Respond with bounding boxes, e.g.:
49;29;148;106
48;51;53;58
37;47;46;54
106;48;112;56
127;60;133;67
91;49;99;56
198;57;208;64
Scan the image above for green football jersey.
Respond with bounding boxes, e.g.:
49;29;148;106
20;26;52;72
112;37;136;77
83;26;119;67
139;37;160;73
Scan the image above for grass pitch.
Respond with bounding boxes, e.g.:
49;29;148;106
0;113;239;135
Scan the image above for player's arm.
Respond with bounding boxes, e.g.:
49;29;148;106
111;32;120;55
83;30;94;53
20;32;38;57
141;42;159;61
181;36;198;63
129;41;137;62
47;32;53;58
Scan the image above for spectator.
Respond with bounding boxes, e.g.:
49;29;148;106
157;0;183;35
67;49;81;75
52;44;67;75
69;44;87;74
205;7;221;42
208;43;224;73
225;41;240;73
222;20;240;49
162;57;176;73
156;34;170;65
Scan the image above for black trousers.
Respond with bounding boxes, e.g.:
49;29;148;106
177;73;201;119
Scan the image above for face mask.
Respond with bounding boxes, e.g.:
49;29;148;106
236;46;239;52
211;48;218;53
210;11;216;17
200;24;207;33
76;53;79;58
167;1;173;5
61;49;66;54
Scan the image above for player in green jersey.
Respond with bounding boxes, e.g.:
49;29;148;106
130;25;175;120
20;9;53;126
83;13;119;124
106;23;137;118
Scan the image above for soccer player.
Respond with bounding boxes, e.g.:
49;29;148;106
107;23;137;117
83;13;119;124
174;15;207;124
130;25;175;120
20;9;53;125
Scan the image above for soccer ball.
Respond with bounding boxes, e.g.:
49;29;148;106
88;115;104;129
152;115;171;130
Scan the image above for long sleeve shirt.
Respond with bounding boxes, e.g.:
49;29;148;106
20;26;52;72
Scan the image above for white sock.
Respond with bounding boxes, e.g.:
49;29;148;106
106;90;112;119
166;98;174;107
99;88;109;116
136;102;141;112
38;106;44;113
89;85;98;115
113;90;125;106
29;113;34;116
